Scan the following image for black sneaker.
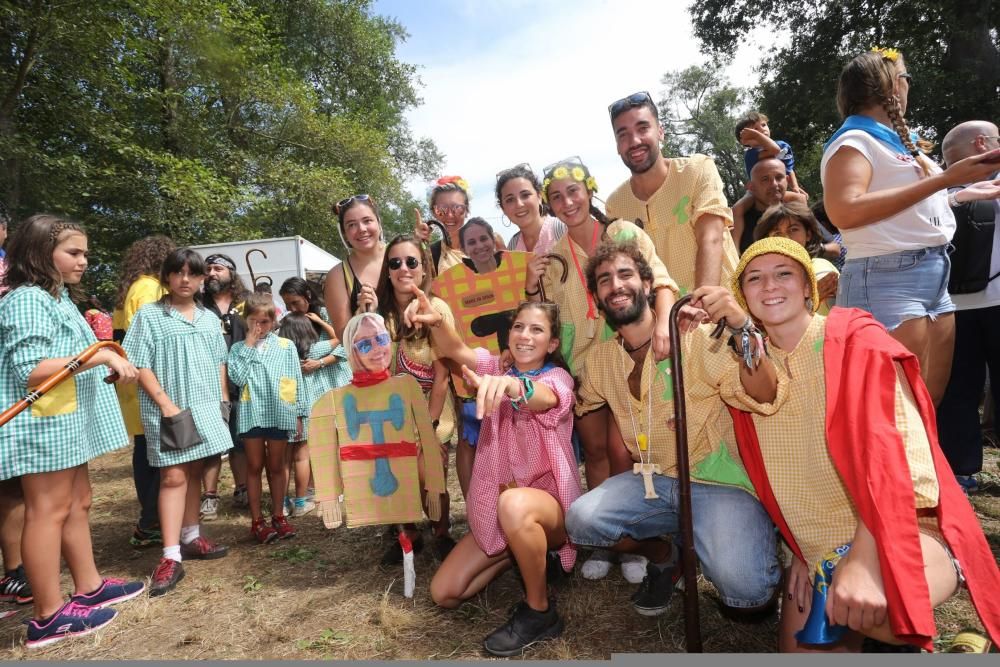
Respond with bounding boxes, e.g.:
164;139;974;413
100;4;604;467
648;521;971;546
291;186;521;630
0;564;32;604
483;598;564;657
631;561;681;617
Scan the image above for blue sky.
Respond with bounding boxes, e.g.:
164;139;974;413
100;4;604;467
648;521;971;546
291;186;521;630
373;0;771;242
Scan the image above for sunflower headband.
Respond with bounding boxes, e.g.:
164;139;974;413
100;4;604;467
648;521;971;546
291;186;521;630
871;46;900;62
426;175;472;205
541;159;598;204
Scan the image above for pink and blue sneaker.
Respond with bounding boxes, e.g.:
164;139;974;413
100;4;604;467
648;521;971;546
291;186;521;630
25;601;117;649
70;578;146;609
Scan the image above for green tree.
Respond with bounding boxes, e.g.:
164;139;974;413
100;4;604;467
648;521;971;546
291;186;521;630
0;0;441;298
658;64;746;205
689;0;1000;194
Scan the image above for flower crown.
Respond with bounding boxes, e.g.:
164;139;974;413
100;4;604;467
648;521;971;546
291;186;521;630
426;175;471;205
541;164;598;204
871;46;900;62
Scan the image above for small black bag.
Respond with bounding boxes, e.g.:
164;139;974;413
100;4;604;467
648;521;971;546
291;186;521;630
948;197;999;295
160;409;204;451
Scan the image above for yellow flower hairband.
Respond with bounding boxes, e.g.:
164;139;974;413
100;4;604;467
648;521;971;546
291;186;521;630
871;46;900;62
541;164;598;204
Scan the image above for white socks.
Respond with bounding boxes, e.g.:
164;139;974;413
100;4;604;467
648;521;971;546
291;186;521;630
163;545;182;562
180;524;200;545
581;549;614;580
620;553;649;584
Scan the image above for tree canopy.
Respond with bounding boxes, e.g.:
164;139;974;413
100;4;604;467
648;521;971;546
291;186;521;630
689;0;1000;194
0;0;441;295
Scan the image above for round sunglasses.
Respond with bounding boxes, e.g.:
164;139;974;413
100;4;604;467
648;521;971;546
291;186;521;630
387;256;421;271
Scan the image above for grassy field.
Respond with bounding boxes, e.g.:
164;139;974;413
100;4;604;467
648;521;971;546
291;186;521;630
1;446;997;659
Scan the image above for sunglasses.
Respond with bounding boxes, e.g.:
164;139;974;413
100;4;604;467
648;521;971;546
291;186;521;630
387;256;420;271
334;194;372;216
433;203;467;216
543;155;585;178
608;91;654;119
897;72;913;84
353;332;391;355
496;162;534;181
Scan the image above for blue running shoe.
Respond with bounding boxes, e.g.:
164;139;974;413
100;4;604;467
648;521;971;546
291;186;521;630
70;578;145;609
25;601;117;649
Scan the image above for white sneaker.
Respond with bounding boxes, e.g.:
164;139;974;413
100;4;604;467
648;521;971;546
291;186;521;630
621;553;649;584
581;550;614;580
199;494;219;521
293;499;316;517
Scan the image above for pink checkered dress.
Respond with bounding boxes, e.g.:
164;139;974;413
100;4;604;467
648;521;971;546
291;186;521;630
466;348;581;571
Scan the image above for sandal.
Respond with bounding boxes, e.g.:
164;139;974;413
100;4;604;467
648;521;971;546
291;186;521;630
947;629;994;653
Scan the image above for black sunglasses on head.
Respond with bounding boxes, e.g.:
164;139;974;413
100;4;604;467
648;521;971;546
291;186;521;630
608;91;655;119
388;256;420;271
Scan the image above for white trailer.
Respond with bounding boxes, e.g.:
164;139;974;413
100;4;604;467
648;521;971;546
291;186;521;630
191;236;340;311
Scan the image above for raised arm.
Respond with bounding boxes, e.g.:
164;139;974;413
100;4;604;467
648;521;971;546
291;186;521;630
402;285;478;370
824;146;1000;230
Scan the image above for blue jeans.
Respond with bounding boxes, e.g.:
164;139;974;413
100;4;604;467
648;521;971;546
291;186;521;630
838;245;954;332
565;471;781;608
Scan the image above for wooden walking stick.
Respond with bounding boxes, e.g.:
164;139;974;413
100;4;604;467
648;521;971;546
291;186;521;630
245;248;273;289
0;341;126;428
668;294;703;653
535;254;568;303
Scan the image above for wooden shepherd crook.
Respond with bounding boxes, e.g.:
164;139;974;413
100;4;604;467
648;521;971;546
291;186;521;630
0;341;126;429
668;294;703;653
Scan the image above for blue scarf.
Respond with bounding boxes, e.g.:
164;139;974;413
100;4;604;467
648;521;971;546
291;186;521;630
507;362;554;378
823;114;918;157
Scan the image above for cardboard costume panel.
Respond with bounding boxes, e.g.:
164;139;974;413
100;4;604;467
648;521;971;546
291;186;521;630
308;375;444;528
432;251;529;395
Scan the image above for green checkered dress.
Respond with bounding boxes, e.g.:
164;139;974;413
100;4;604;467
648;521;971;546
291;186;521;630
0;286;128;479
228;333;308;436
290;339;351;442
122;301;233;466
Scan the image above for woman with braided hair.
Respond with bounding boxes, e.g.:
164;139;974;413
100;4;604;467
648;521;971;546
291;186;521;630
820;48;1000;403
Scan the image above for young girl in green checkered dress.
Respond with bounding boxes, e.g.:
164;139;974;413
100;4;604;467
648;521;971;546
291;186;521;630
228;294;308;544
0;215;145;648
123;248;233;598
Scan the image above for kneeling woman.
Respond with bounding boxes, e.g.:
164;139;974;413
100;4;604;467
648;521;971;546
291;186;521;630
407;287;581;657
690;237;1000;652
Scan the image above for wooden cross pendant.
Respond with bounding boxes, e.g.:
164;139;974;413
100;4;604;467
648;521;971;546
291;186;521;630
633;462;662;499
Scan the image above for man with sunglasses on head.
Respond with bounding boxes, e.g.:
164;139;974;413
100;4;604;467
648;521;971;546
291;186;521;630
606;91;740;296
200;254;251;516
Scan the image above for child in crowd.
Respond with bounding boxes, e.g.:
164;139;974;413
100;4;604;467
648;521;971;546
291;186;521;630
406;288;581;657
228;294;307;543
124;248;232;598
1;215;144;648
753;200;840;313
277;277;350;516
736;111;802;193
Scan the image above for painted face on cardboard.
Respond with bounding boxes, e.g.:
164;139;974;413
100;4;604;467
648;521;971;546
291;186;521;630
351;318;391;373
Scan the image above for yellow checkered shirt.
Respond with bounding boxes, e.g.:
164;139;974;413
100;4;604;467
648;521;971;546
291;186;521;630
577;324;753;492
606;155;739;294
724;314;939;566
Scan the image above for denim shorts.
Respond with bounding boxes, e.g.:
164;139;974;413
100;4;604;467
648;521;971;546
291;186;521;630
239;426;289;441
565;471;781;608
460;399;481;448
837;244;954;332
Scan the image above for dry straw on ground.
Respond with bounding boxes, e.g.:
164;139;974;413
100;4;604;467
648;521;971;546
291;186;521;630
1;447;997;659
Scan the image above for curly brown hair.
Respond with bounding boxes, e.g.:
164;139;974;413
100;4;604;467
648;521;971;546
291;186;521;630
114;235;176;308
584;239;654;296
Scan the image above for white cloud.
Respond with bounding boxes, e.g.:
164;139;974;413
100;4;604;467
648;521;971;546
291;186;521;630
398;0;775;242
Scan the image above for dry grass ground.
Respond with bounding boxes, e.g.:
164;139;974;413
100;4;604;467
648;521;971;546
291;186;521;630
1;446;998;659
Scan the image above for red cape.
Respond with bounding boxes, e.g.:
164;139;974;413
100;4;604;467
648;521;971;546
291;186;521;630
729;307;1000;650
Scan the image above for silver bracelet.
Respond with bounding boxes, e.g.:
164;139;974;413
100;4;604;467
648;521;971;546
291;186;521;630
947;191;960;208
